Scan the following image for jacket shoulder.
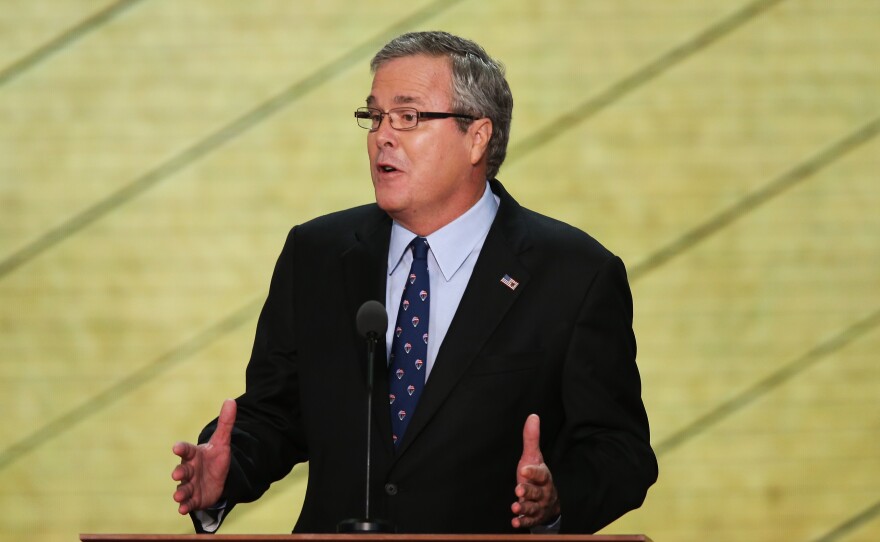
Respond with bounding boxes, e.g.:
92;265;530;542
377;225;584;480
491;179;616;264
286;204;387;245
517;206;617;264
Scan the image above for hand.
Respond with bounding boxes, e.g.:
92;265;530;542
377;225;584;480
511;414;561;529
171;399;236;515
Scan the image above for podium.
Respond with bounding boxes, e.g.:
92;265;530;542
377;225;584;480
81;535;652;541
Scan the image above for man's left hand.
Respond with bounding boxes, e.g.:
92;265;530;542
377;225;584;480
511;414;561;529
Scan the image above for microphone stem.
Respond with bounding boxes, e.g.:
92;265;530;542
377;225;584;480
364;334;376;520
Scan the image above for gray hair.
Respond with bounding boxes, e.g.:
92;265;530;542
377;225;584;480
371;31;513;180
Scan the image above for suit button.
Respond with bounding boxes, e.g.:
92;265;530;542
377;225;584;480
384;483;398;496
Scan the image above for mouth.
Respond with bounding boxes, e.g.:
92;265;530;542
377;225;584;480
376;161;402;176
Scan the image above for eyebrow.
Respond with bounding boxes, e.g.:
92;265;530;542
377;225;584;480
365;95;425;107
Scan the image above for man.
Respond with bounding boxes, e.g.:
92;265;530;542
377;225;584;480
172;31;657;534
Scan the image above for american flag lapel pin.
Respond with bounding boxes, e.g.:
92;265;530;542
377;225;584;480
500;274;519;291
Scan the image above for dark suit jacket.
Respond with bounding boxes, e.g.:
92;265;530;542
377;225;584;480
197;180;657;534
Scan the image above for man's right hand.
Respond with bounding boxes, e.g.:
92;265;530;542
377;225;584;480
171;399;236;515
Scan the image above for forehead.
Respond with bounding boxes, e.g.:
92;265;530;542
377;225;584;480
367;54;453;108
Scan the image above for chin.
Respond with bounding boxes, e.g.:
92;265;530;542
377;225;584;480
373;189;404;215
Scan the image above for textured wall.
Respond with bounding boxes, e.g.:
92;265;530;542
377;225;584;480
1;1;878;541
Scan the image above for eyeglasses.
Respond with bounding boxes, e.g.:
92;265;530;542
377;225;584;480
354;107;475;132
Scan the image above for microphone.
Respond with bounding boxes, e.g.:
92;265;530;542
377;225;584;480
337;301;395;533
356;300;387;340
354;300;387;395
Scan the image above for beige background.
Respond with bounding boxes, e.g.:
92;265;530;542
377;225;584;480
1;1;879;541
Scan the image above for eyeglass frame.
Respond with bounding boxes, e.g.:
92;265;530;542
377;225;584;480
354;106;476;132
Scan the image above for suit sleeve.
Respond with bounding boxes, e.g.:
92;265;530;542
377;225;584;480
193;227;309;527
553;255;658;533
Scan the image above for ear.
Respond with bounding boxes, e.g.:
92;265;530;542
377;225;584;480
468;118;493;166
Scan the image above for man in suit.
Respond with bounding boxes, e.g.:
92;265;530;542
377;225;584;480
172;31;657;534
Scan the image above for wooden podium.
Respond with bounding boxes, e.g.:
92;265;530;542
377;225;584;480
81;535;652;541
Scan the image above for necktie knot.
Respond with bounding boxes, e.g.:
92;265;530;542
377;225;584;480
411;237;429;261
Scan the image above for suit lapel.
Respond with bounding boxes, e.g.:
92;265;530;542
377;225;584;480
341;207;391;340
340;207;395;452
395;181;532;456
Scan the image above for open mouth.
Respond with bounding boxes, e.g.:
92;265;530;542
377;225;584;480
377;163;401;174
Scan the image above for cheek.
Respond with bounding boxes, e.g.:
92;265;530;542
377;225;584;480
408;135;446;169
429;138;468;175
366;134;377;160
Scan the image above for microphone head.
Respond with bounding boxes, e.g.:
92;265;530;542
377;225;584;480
356;300;388;339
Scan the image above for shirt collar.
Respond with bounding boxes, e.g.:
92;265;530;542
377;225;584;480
388;181;499;281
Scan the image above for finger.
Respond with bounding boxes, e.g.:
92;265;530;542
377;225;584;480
515;482;544;501
173;482;192;504
178;500;193;516
513;498;541;519
520;413;542;465
510;502;528;529
175;483;205;517
511;512;538;529
519;464;551;485
209;399;237;447
172;441;198;461
171;462;194;482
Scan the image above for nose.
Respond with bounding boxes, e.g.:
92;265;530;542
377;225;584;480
372;115;398;147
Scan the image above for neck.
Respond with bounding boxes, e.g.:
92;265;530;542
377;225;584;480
392;180;487;236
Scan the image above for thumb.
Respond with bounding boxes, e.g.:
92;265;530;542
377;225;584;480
209;399;237;447
520;413;543;466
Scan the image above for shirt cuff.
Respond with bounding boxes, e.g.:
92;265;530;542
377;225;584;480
192;499;227;533
530;514;562;534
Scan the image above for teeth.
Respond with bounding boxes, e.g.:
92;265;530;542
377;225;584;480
382;166;395;172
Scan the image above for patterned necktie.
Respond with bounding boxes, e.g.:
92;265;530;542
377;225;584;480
389;237;430;447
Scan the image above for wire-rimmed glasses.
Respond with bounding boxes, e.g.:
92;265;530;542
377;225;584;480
354;107;475;131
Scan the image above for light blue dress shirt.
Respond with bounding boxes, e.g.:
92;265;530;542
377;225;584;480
385;181;500;378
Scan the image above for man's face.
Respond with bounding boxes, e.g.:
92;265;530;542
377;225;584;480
367;54;486;235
